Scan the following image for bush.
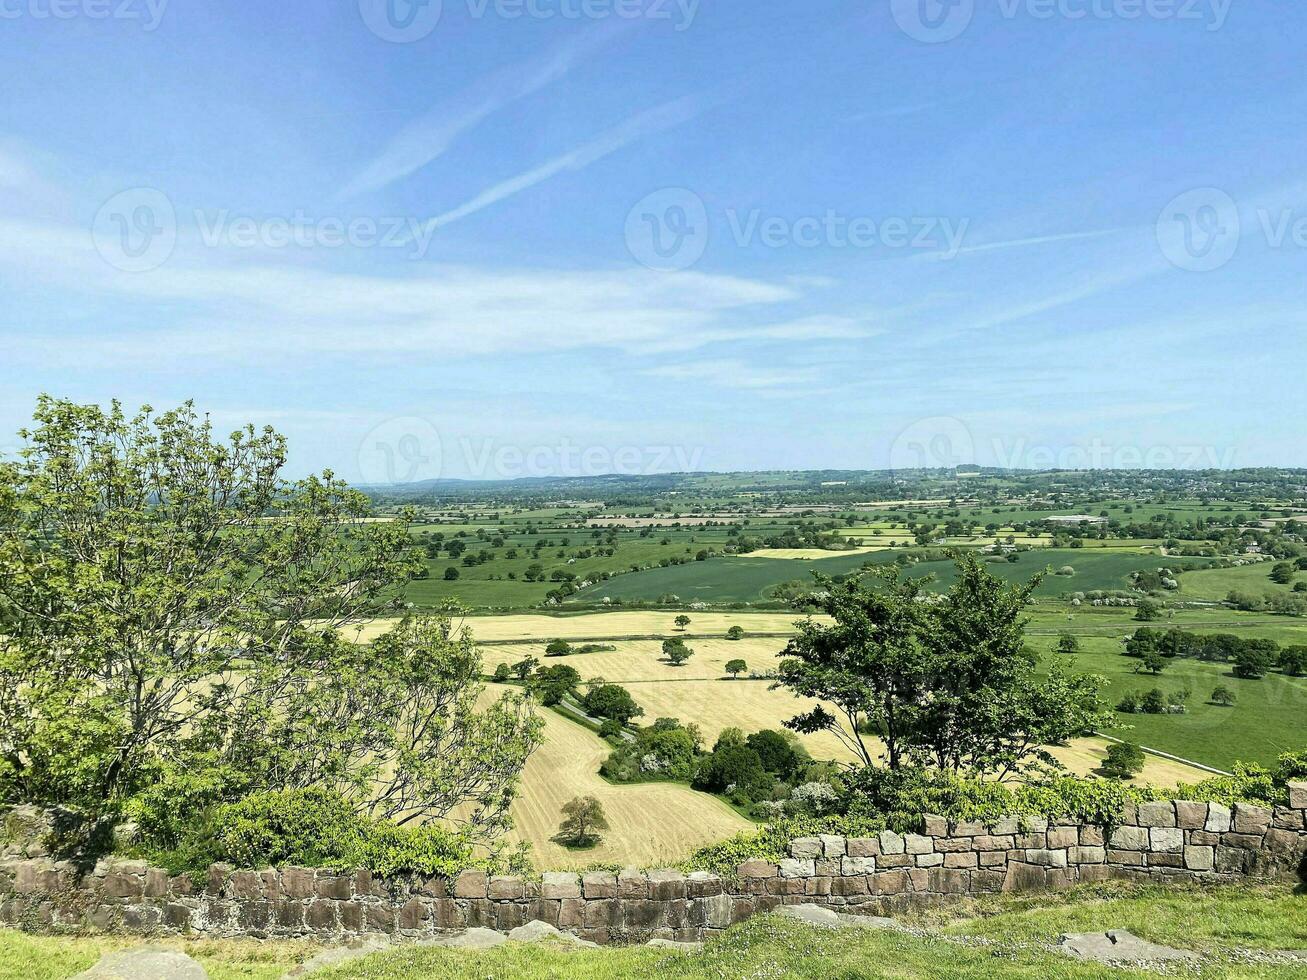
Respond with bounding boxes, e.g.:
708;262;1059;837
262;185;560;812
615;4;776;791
139;788;479;880
726;626;745;640
1101;742;1145;780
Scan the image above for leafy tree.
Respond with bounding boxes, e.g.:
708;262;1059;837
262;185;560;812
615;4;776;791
1056;633;1080;655
776;555;1109;779
597;718;623;740
1234;643;1276;679
725;658;748;679
492;663;512;683
444;566;460;580
674;615;692;631
557;796;608;847
1140;688;1167;714
1101;741;1145;780
662;637;694;666
1210;685;1237;706
511;656;540;681
1279;646;1307;676
582;683;644;725
1141;649;1167;675
528;664;581;706
0;400;542;842
746;729;806;779
693;743;772;802
1135;599;1162;622
1270;562;1296;585
726;625;745;641
545;639;573;658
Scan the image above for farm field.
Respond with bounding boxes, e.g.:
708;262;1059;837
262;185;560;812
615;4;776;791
500;706;752;869
1179;561;1301;602
572;548;1212;605
482;636;793;682
348;611;814;644
1028;634;1307;770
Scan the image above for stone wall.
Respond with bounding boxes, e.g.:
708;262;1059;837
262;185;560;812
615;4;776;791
3;789;1305;946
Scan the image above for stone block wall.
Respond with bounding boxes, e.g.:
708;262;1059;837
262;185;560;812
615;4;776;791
2;790;1305;945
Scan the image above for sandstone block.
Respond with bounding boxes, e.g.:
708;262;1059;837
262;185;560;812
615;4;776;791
1109;826;1149;850
878;831;905;855
541;872;582;900
453;871;488;899
1149;827;1184;853
1183;845;1214;871
1205;803;1232;833
916;853;944;867
846;837;880;858
789;837;823;859
1289;781;1307;810
903;834;933;855
819;834;847;858
1233;803;1272;834
1175;801;1208;829
1137;801;1176;828
841;856;875;875
737;860;778;879
1070;846;1105;864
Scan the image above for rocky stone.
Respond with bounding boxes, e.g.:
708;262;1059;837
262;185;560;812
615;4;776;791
646;937;703;952
1108;826;1149;850
1289;782;1307;810
507;919;597;946
903;834;933;855
540;872;581;900
452;871;487;899
1233;803;1272;834
846;837;880;858
1205;803;1233;833
777;859;814;879
819;835;846;858
1070;846;1106;864
1136;802;1176;828
286;937;390;976
581;871;617;899
426;928;507;950
737;860;778;879
1183;845;1214;871
73;948;208;980
776;904;901;930
877;831;905;855
1149;828;1184;853
1175;801;1208;829
789;837;823;859
1058;929;1198;964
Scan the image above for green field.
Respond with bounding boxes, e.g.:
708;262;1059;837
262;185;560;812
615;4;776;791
571;549;1210;606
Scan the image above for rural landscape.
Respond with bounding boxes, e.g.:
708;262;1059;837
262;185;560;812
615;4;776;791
4;0;1306;976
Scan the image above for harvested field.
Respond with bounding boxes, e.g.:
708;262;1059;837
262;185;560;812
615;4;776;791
349;611;814;644
502;708;752;869
748;546;891;560
482;637;792;683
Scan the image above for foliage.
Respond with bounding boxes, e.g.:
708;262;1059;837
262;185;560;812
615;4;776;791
662;637;694;666
776;553;1110;779
545;639;573;657
1101;742;1146;780
528;664;581;706
136;788;488;880
724;658;748;678
1210;684;1237;706
0;400;542;853
726;625;745;640
581;682;644;724
557;795;608;847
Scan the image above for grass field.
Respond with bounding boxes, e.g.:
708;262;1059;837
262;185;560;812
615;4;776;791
500;707;752;869
1180;562;1302;602
481;637;793;682
1029;634;1307;770
5;883;1303;979
571;549;1212;605
348;611;814;644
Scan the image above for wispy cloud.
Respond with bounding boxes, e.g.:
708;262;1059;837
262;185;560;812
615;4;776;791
642;359;821;390
337;22;632;201
403;92;720;240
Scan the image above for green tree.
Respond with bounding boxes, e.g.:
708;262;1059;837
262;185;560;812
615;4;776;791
545;639;573;658
557;795;608;847
1279;646;1307;676
1100;741;1145;780
1270;562;1296;585
1210;685;1237;707
724;658;748;679
1056;633;1080;655
528;664;581;706
1233;644;1275;679
1135;599;1162;622
511;656;540;681
1141;649;1167;675
492;663;512;683
662;637;694;666
674;615;692;631
777;555;1109;779
726;625;745;641
444;566;460;580
582;683;644;724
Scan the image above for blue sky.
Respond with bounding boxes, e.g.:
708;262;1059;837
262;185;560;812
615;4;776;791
1;0;1305;482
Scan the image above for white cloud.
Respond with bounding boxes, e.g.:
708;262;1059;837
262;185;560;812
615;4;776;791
642;359;821;390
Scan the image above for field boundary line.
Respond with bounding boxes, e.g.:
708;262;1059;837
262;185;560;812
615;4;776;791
1091;731;1232;776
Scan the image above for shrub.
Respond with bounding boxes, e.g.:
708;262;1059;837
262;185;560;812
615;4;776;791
598;718;623;740
726;626;745;641
140;788;478;880
1101;742;1145;780
545;639;573;657
1210;685;1237;706
582;683;644;724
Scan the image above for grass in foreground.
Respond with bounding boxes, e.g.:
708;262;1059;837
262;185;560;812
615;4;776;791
2;883;1303;979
